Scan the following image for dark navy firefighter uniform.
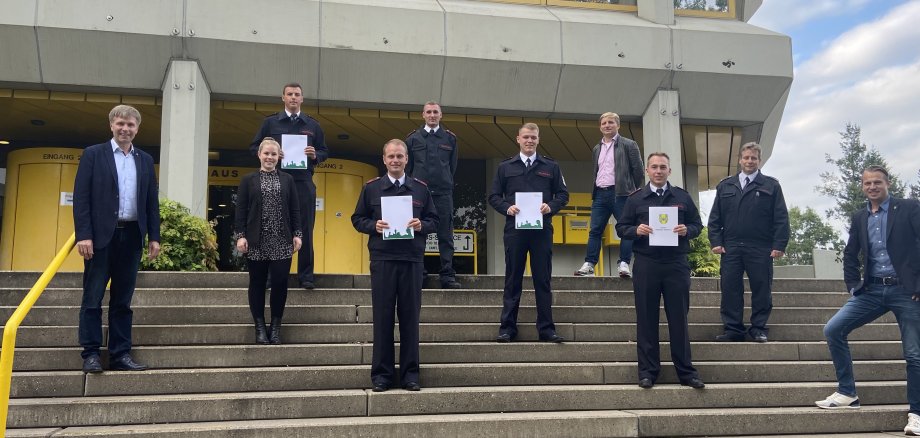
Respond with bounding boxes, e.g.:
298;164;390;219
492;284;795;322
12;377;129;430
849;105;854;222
616;183;703;384
488;154;569;340
708;173;789;338
250;112;329;285
406;126;459;284
351;176;439;388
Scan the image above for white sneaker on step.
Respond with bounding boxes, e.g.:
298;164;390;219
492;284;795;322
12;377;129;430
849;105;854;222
574;262;594;277
618;261;631;278
814;392;860;409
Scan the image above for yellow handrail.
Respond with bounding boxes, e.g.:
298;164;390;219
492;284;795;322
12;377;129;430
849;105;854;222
0;233;76;434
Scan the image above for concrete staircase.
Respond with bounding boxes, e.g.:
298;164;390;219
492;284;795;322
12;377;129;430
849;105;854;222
0;271;908;437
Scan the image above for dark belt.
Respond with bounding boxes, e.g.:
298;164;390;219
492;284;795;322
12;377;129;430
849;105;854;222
116;220;137;229
868;276;899;286
595;186;615;191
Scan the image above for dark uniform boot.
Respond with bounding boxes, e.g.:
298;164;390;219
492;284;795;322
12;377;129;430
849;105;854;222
269;317;282;344
254;317;269;345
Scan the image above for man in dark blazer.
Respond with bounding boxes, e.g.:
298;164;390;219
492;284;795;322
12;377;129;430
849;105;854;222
574;112;644;279
250;82;329;289
708;142;789;343
615;152;704;390
488;123;569;343
73;104;160;373
352;139;439;392
817;165;920;436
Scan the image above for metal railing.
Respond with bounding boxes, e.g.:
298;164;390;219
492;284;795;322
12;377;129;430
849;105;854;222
0;233;76;435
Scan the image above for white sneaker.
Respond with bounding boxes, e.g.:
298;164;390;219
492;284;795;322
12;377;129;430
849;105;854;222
906;413;920;435
814;392;860;409
574;262;595;277
618;261;631;278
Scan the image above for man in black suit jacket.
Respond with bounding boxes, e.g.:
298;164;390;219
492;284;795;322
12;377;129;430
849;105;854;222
73;105;161;374
817;166;920;436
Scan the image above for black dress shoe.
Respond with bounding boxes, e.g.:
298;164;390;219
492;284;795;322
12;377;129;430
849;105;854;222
540;334;565;343
750;332;768;343
715;333;745;342
82;355;103;374
372;383;389;392
681;377;705;389
440;279;462;289
403;382;421;391
109;354;148;371
638;378;654;389
254;317;269;345
495;333;513;343
300;280;315;290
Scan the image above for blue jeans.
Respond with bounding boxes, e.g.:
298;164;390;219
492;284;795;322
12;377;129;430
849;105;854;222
823;284;920;414
585;189;632;265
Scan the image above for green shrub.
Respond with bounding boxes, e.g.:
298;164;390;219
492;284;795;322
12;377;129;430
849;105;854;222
689;227;720;277
141;199;218;271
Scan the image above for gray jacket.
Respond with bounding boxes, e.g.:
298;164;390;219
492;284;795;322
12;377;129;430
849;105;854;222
591;135;644;197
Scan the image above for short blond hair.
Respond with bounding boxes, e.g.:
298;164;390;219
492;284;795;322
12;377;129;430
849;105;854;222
109;105;141;124
519;122;539;134
599;112;620;124
739;142;762;159
382;138;408;154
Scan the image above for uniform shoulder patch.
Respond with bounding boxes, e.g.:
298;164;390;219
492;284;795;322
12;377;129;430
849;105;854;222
762;174;779;182
405;129;418;139
718;175;733;184
628;188;644;197
670;185;688;194
541;154;555;161
445;129;457;139
366;177;381;184
412;177;428;186
501;155;517;162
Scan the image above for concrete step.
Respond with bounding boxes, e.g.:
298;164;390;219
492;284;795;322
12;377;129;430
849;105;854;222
6;382;905;428
9;360;908;399
6;341;907;371
3;406;906;437
8;321;900;348
1;271;845;292
0;288;852;308
5;304;875;326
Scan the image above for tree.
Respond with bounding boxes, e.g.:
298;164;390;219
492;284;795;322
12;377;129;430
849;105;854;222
816;123;906;227
689;227;720;277
776;206;843;266
910;169;920;200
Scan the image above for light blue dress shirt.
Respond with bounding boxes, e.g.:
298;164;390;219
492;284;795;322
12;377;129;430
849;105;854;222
110;139;138;221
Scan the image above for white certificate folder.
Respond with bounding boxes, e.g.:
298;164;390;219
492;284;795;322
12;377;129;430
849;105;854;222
514;192;543;230
648;206;678;247
381;196;414;240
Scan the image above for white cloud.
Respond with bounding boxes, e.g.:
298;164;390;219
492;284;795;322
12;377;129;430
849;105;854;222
747;1;920;230
749;0;871;33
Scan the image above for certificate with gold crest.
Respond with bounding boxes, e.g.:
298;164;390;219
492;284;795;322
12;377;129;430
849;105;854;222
648;206;678;246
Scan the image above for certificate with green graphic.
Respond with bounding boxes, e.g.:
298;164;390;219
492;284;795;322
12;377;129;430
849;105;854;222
381;195;414;240
648;206;678;246
514;192;543;230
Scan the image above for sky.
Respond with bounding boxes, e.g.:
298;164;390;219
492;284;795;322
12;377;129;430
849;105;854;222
698;0;920;226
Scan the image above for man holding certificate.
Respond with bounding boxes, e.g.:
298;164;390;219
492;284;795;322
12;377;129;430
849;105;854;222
616;152;705;390
488;123;569;344
250;82;329;289
351;139;438;392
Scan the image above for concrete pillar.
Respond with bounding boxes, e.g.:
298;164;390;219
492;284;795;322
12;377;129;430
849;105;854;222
642;89;684;187
159;60;211;218
485;158;505;275
637;0;674;25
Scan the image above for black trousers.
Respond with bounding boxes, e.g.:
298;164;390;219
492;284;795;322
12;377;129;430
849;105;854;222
246;258;292;319
432;193;456;280
499;227;555;339
719;245;774;336
295;179;316;284
78;223;143;360
370;260;423;386
632;254;698;382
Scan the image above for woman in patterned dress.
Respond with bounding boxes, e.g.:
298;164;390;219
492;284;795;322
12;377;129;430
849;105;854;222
234;138;302;344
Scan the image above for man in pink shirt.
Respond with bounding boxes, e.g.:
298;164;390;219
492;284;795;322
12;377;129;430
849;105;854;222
574;112;644;278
